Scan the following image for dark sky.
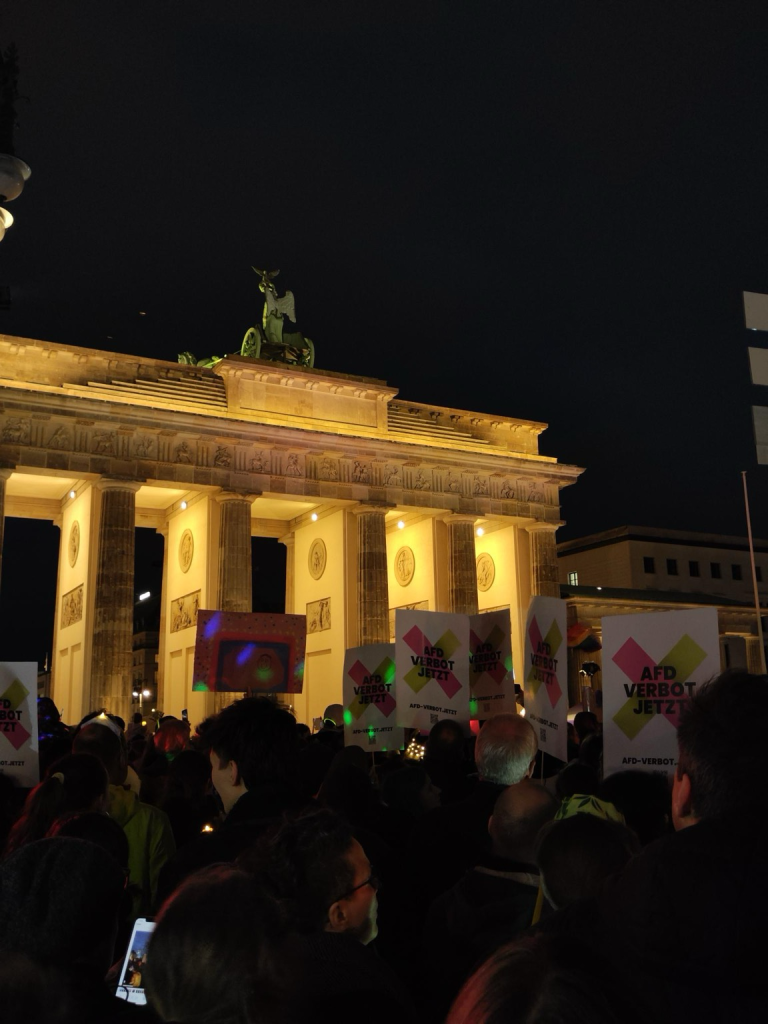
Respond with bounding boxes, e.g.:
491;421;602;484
4;0;768;547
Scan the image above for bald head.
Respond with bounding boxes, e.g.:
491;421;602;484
475;714;537;786
489;781;557;863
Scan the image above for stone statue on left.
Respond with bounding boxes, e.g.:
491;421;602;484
178;268;315;368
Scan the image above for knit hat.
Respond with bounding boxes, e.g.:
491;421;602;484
0;838;125;965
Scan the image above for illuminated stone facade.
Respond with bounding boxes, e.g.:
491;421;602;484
0;334;583;725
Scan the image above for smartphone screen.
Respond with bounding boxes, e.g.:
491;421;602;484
115;918;155;1005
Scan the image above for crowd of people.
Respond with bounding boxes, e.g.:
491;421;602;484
0;669;766;1023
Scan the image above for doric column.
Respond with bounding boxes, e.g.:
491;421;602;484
353;505;389;645
0;468;11;598
215;492;254;613
446;514;479;615
527;522;560;598
91;479;142;723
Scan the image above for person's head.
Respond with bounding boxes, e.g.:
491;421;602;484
475;714;537;785
599;770;671;846
204;697;297;814
252;808;379;944
426;719;466;763
72;722;126;785
4;753;109;856
489;780;558;863
153;718;190;761
381;763;441;819
0;838;126;974
573;711;599;743
536;814;638;910
446;932;619;1024
674;670;768;829
145;865;285;1024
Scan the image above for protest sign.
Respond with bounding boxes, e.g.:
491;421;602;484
395;609;470;732
468;609;516;717
192;611;306;693
342;643;404;752
0;662;39;787
523;596;568;762
602;608;720;778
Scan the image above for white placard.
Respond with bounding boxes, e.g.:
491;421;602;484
395;609;470;732
469;609;516;717
0;662;39;787
342;643;404;752
523;596;568;762
602;608;720;779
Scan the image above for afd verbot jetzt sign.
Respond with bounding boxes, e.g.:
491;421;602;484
601;608;720;778
523;596;568;762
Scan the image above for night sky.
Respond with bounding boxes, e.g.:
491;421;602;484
3;2;768;663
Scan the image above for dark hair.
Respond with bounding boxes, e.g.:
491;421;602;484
426;719;466;762
676;670;768;820
47;811;130;870
204;697;297;791
599;770;670;846
72;723;125;783
4;754;108;857
573;711;598;742
249;808;356;934
447;932;619;1024
536;815;638;910
145;865;285;1024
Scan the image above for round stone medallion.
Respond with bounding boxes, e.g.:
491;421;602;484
394;546;415;587
308;538;327;580
179;529;194;573
476;552;495;592
68;520;80;568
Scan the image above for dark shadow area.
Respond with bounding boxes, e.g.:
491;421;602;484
0;518;60;668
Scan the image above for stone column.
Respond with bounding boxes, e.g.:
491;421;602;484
527;522;561;598
353;505;389;645
216;492;254;613
446;515;478;615
214;492;254;709
91;479;142;723
0;468;11;598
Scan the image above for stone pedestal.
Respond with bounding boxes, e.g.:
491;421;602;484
91;480;141;723
527;522;560;598
446;515;478;615
354;506;389;645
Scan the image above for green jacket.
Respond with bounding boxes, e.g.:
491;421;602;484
109;783;176;920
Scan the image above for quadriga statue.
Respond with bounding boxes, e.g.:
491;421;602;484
178;268;315;368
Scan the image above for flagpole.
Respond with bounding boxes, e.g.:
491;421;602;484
742;471;767;674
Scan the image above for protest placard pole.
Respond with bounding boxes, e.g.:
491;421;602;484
742;471;766;673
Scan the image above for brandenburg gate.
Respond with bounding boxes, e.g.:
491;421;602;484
0;332;583;726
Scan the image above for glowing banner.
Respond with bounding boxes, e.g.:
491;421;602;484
192;611;306;693
342;644;405;752
0;662;39;787
602;608;719;779
523;596;568;762
395;609;470;732
469;609;516;717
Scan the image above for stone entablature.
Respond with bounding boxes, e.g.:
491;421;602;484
0;335;554;459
